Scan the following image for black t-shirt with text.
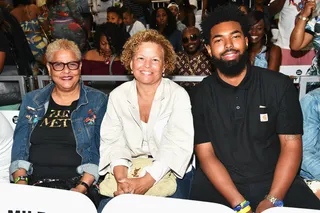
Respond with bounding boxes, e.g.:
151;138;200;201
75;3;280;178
29;96;81;179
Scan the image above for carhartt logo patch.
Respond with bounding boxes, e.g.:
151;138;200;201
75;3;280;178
260;113;268;122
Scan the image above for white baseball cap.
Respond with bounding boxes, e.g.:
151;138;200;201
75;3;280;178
167;2;179;11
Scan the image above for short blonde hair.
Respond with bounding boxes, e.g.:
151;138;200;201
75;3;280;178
121;30;176;74
45;39;81;62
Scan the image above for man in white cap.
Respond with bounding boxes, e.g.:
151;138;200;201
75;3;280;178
168;2;186;32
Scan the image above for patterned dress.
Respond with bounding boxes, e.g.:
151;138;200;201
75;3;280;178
305;16;320;76
20;17;47;62
48;0;86;50
175;50;213;88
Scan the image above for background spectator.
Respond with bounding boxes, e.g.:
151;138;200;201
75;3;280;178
82;23;127;93
106;6;130;41
122;7;145;36
47;0;87;51
11;0;48;64
175;26;212;92
248;11;281;71
122;0;147;26
168;2;186;32
290;0;319;77
270;0;314;66
150;7;182;52
174;0;195;27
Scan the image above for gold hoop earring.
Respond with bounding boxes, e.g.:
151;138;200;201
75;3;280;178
265;33;268;46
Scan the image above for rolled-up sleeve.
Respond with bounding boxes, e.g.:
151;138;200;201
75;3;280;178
9;160;33;181
77;163;99;182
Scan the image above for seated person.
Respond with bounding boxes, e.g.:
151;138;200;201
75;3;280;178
82;22;127;93
168;2;186;32
98;30;194;212
248;11;281;71
150;7;182;53
122;7;146;36
300;88;320;199
10;0;49;64
0;112;13;183
0;5;34;110
190;4;320;212
175;26;212;93
107;6;130;41
83;22;127;75
9;39;108;207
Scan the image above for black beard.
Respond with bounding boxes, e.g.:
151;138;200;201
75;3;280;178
212;51;248;77
185;45;201;55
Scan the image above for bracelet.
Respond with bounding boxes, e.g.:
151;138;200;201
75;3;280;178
298;15;309;21
14;175;29;184
79;181;90;192
238;205;251;213
233;200;250;211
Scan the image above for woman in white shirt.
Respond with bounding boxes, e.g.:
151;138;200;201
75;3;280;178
122;7;146;36
98;29;194;212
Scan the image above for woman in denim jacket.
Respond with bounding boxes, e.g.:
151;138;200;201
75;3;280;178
9;39;108;201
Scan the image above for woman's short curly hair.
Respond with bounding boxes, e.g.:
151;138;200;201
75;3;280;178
45;39;81;62
121;29;176;74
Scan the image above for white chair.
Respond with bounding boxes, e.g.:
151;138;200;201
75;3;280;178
279;65;310;83
102;194;234;213
262;207;320;213
0;183;97;213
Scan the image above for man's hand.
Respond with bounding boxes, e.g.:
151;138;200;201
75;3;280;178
114;173;155;195
255;199;274;213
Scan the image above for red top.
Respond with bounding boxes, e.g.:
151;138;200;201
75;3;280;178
81;59;127;75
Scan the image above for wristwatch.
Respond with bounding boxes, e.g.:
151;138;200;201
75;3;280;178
265;195;284;207
298;15;309;22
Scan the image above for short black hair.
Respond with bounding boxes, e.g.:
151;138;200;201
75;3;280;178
201;3;249;44
107;6;123;19
94;22;126;56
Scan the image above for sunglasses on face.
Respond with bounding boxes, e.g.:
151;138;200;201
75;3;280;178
49;61;81;71
182;34;198;44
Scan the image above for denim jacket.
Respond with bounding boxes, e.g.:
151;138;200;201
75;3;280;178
300;88;320;180
10;82;108;182
253;45;268;69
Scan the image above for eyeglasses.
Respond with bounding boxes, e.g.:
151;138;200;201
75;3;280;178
182;34;199;44
48;61;81;71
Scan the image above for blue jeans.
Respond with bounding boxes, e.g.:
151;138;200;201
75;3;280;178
98;169;194;213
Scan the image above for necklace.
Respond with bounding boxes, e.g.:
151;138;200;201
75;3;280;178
99;50;111;64
185;53;202;75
